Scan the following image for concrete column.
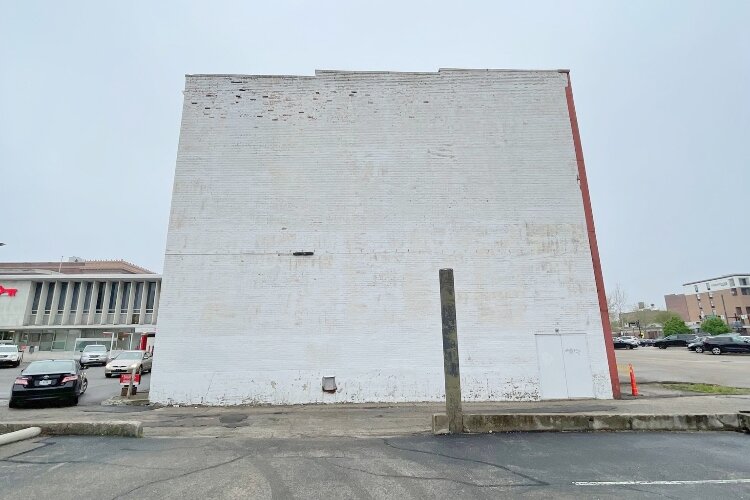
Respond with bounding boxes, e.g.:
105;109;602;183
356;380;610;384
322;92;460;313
138;281;148;325
100;281;112;325
113;281;124;325
74;282;87;325
151;281;161;324
47;282;61;326
35;282;49;326
62;281;75;325
87;281;100;325
126;281;136;324
439;268;463;434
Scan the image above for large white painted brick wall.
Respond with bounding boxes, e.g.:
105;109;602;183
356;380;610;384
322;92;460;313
150;69;614;405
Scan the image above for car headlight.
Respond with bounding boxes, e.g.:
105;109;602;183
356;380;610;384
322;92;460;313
105;364;113;369
9;355;18;361
129;363;138;369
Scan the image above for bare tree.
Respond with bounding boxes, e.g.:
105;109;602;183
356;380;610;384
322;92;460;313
606;284;627;330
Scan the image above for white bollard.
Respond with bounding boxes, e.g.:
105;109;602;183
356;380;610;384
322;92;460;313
0;427;42;446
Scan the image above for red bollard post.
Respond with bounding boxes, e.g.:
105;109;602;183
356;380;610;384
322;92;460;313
628;363;639;397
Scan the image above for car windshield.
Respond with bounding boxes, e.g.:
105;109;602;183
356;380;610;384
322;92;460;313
84;345;107;352
23;360;76;375
0;345;18;352
114;352;143;360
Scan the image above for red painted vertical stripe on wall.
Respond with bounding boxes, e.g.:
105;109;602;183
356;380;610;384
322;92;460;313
562;71;621;399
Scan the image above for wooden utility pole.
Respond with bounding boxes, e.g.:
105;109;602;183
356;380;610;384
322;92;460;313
439;268;463;433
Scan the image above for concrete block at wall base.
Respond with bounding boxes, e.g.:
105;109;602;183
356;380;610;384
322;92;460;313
432;413;744;434
0;421;143;437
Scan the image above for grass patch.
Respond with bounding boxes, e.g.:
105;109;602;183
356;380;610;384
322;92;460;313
662;383;750;395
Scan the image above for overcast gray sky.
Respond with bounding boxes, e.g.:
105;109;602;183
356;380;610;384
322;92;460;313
2;1;748;307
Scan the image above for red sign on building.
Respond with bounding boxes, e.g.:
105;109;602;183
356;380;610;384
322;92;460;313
0;285;18;297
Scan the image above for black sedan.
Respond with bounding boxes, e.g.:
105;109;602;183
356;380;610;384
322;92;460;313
9;360;88;408
612;337;639;349
702;335;750;355
653;334;698;349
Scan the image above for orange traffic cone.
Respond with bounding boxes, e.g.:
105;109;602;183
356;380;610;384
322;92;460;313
628;363;639;397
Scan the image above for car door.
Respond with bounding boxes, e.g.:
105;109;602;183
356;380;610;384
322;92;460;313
143;352;152;371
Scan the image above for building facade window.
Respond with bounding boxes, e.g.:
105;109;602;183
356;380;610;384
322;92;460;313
731;288;738;296
729;278;736;286
742;288;750;296
44;282;55;312
31;282;42;312
95;282;105;312
70;282;81;312
83;282;93;313
134;282;144;311
694;285;699;292
146;282;156;310
740;278;749;286
120;282;131;312
57;282;68;312
108;282;119;312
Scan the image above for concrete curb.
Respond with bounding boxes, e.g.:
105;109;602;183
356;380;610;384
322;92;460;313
432;413;749;434
0;427;41;446
0;421;143;437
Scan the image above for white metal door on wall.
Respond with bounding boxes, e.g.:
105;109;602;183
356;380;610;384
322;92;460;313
535;333;595;399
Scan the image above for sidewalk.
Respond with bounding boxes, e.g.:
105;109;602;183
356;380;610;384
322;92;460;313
2;384;749;438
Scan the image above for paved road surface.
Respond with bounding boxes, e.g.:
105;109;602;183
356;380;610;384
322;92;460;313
615;346;750;388
1;433;749;499
0;364;150;406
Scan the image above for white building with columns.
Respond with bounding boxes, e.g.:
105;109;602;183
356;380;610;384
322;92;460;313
0;260;160;352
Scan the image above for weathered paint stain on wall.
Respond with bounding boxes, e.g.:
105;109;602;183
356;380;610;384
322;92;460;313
151;69;614;405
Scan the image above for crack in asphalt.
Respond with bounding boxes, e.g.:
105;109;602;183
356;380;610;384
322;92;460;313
324;460;539;488
109;451;253;499
382;438;549;486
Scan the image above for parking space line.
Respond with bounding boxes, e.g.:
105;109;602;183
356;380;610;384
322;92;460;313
574;479;750;486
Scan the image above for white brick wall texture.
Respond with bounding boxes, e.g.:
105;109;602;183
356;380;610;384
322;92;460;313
150;69;614;405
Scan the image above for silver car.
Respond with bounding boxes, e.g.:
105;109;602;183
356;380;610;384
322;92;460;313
104;351;153;378
80;344;110;368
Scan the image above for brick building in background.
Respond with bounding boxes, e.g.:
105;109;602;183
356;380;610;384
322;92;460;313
665;274;750;332
151;69;618;406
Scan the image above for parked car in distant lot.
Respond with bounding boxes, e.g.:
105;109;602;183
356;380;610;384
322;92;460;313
9;359;88;408
0;344;23;367
613;337;639;349
702;335;750;355
104;350;153;378
653;334;698;349
79;344;110;368
639;339;656;347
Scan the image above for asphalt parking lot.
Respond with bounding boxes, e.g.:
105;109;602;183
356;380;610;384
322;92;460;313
615;344;750;388
0;363;150;407
1;432;749;499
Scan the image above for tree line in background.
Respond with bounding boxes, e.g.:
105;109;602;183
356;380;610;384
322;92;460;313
607;283;732;336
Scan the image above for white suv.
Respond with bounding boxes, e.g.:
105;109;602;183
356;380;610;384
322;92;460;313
0;345;23;367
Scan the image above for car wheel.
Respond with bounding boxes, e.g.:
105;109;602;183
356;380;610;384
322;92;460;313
711;347;722;355
80;379;88;395
658;345;667;349
8;398;19;409
695;346;704;353
70;395;79;406
627;345;633;349
105;373;111;378
137;366;143;375
14;361;20;367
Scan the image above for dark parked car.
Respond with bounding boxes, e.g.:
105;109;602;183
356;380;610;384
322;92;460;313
612;337;639;349
9;359;88;408
702;335;750;355
653;334;698;349
639;338;656;347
